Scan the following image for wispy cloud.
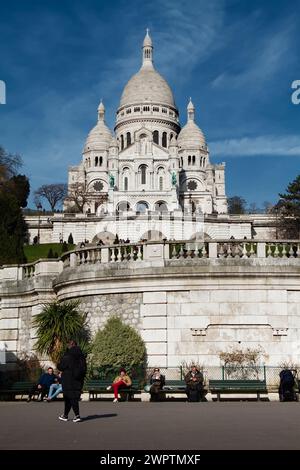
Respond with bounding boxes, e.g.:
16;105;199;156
211;135;300;157
211;17;295;91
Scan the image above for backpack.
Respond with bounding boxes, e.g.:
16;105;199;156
73;355;87;381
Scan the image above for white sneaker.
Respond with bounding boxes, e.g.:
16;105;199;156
58;415;68;422
113;398;118;403
106;385;112;391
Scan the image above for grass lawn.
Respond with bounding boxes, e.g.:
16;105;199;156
24;243;75;263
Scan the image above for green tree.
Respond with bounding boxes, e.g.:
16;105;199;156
0;146;29;264
275;175;300;238
0;190;27;264
61;241;69;253
9;175;30;207
32;300;90;365
227;196;247;214
68;233;74;244
47;248;54;258
89;316;146;378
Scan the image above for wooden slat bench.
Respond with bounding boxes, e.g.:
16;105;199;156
84;379;141;401
209;379;268;401
162;380;186;393
0;382;35;400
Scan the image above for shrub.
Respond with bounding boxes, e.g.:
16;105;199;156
88;316;147;380
47;248;54;258
68;233;74;244
61;241;69;253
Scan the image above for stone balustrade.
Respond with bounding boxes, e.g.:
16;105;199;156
0;240;299;280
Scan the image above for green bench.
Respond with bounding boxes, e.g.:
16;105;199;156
0;381;35;400
162;380;186;393
209;379;268;401
84;379;141;401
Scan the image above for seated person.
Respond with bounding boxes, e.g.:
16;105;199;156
107;368;132;403
149;368;165;402
184;365;204;402
46;371;62;401
27;367;56;402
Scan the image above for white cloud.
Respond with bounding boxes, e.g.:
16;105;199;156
210;135;300;157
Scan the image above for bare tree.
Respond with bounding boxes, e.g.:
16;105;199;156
66;183;89;213
34;183;67;211
66;182;108;213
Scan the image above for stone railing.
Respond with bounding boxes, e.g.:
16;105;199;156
0;259;63;281
59;239;300;268
1;240;299;280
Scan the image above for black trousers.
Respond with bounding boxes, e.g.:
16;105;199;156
28;384;48;400
64;394;80;417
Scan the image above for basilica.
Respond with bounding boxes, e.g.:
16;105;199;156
64;30;227;216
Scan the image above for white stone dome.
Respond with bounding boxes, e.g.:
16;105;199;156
119;31;175;108
177;99;206;149
84;101;113;152
120;67;175;108
177;121;206;148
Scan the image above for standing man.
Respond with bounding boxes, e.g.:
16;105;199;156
57;340;87;422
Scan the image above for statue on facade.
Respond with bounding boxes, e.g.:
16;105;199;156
171;172;177;186
109;174;115;189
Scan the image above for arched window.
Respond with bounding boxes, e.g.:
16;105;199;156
188;155;191;165
99;156;103;166
117;201;130;213
181;157;183;167
153;130;159;145
121;135;124;150
126;132;131;147
136;201;149;213
140;165;147;184
192;155;195;165
95;156;98;166
162;132;167;148
124;177;128;191
159;176;163;191
155;201;168;212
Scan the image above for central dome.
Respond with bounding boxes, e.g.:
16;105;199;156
119;30;176;109
120;67;175;108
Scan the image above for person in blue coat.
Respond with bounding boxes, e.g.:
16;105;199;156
27;367;56;402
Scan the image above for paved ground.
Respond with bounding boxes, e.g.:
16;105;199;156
0;401;300;450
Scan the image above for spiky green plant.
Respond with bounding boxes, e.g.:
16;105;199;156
32;300;90;364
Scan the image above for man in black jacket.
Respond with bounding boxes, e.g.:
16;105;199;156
57;340;87;422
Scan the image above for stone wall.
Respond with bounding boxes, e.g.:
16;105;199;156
1;248;300;369
77;293;143;334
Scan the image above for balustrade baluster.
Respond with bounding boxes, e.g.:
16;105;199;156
273;244;279;258
218;243;225;258
249;243;255;258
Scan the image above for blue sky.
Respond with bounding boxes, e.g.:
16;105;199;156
0;0;299;209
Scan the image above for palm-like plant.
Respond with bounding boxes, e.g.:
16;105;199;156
32;300;90;364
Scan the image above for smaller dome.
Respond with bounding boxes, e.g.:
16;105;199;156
177;100;206;149
177;121;206;148
84;101;113;152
